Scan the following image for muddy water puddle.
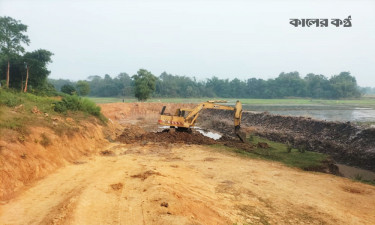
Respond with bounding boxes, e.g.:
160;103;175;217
158;126;223;140
195;127;222;140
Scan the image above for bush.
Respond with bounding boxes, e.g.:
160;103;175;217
54;95;81;112
61;84;76;95
298;145;306;153
286;141;292;153
32;82;59;97
54;95;107;122
0;89;23;107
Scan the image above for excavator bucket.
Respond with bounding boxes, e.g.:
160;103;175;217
236;131;246;143
235;125;246;143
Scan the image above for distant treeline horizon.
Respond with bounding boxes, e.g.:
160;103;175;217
49;71;374;99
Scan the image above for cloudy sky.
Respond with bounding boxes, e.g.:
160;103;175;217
1;0;375;86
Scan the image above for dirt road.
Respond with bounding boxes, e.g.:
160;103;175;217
1;142;374;225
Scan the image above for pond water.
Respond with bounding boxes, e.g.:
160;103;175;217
336;164;375;181
242;104;375;122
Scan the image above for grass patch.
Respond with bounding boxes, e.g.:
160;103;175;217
0;90;24;107
0;89;107;123
353;174;375;186
87;97;131;104
54;95;107;123
0;117;24;130
0;113;31;135
0;89;107;141
88;97;375;108
0;89;56;114
209;136;329;170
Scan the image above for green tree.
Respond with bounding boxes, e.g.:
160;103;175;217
116;72;133;96
87;74;120;97
23;49;53;90
48;78;75;92
86;75;102;96
230;78;246;98
329;72;361;98
304;73;331;98
76;80;90;96
246;78;267;98
0;16;30;87
61;84;76;95
274;72;306;97
132;69;156;101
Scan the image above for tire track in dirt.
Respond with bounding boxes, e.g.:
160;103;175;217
39;188;83;225
1;142;375;225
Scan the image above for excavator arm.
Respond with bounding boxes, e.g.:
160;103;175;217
184;102;236;124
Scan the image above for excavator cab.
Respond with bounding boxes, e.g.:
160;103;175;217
158;100;246;142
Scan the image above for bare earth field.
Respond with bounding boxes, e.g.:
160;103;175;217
1;102;375;225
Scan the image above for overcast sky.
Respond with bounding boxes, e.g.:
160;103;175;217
1;0;375;86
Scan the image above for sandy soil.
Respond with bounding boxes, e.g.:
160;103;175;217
1;142;374;225
0;121;109;201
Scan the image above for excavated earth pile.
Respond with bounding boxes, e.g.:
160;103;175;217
116;125;253;152
199;109;375;171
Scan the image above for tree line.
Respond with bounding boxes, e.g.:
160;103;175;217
49;70;363;99
361;87;375;95
0;16;365;100
0;16;54;94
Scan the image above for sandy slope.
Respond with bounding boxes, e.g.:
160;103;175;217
1;142;374;225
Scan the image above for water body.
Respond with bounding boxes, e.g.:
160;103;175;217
336;164;375;181
242;104;375;122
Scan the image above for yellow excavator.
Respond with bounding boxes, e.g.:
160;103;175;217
158;100;246;142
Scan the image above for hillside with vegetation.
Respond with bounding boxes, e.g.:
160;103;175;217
0;16;114;200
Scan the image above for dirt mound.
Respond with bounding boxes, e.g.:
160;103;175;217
115;124;147;144
116;125;254;152
218;135;254;152
117;128;217;145
200;109;375;171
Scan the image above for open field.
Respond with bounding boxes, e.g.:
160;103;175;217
91;97;375;123
89;97;375;107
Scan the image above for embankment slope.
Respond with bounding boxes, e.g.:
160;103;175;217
0;120;110;201
200;109;375;171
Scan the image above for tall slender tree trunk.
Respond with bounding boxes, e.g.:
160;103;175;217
24;65;29;93
6;61;10;88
